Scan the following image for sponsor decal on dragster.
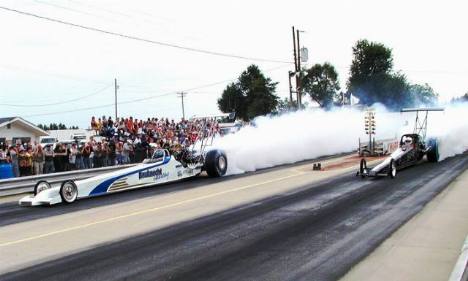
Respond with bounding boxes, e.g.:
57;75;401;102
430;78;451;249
89;156;171;195
139;168;169;180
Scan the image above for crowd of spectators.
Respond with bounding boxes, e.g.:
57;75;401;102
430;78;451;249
90;115;220;148
0;116;221;178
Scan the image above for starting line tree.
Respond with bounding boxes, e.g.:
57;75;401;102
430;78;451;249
364;109;376;154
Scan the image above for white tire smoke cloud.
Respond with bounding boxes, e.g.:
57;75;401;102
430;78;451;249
425;104;468;160
212;104;467;175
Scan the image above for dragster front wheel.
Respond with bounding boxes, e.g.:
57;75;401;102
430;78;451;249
60;180;78;204
34;180;51;195
388;159;396;179
359;159;367;178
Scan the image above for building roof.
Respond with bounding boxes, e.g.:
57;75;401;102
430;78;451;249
0;117;15;124
0;116;49;136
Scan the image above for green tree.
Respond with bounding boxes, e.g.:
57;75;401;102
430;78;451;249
302;62;340;108
409;83;438;106
348;39;411;109
218;82;246;119
218;65;278;121
40;123;78;130
451;92;468;103
379;72;411;108
49;123;58;130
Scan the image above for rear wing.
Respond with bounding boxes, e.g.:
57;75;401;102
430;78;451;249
400;107;444;139
401;107;444;112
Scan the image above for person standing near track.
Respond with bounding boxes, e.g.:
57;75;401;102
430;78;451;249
32;145;45;175
94;142;104;168
18;146;32;176
82;143;91;169
7;146;19;177
76;144;84;169
44;145;55;174
0;144;7;163
108;138;116;166
116;140;123;165
53;143;66;172
91;116;99;135
69;143;78;170
122;140;131;164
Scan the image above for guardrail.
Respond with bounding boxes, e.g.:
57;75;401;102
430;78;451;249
449;235;468;281
0;164;136;197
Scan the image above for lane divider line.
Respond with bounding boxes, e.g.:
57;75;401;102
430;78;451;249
0;172;306;247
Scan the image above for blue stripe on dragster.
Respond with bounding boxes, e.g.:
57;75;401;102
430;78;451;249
89;156;171;196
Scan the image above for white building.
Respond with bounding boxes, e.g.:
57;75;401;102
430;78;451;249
47;129;96;143
0;117;49;146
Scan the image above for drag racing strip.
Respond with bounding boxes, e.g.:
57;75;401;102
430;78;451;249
1;154;466;281
0;153;357;227
0;154;365;273
0;171;305;248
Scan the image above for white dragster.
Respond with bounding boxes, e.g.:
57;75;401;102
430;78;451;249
19;148;227;206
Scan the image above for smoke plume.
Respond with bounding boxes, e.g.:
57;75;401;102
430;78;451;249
211;103;467;175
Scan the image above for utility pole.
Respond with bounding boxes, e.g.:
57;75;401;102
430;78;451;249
296;29;302;108
288;71;294;104
114;78;118;121
292;26;299;109
177;92;187;120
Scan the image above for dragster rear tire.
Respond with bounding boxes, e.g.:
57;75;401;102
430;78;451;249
204;150;228;177
426;138;439;163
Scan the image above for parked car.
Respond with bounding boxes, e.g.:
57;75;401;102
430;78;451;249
39;136;57;149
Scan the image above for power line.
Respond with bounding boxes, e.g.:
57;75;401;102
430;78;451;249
120;64;289;93
22;64;290;117
0;84;112;107
65;0;164;24
33;0;110;19
0;64;109;85
0;6;293;64
62;0;182;42
23;92;171;118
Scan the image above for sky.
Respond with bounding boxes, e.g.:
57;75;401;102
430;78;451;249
0;0;467;128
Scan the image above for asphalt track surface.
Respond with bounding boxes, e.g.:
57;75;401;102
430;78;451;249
1;154;467;281
0;153;350;227
0;173;226;228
